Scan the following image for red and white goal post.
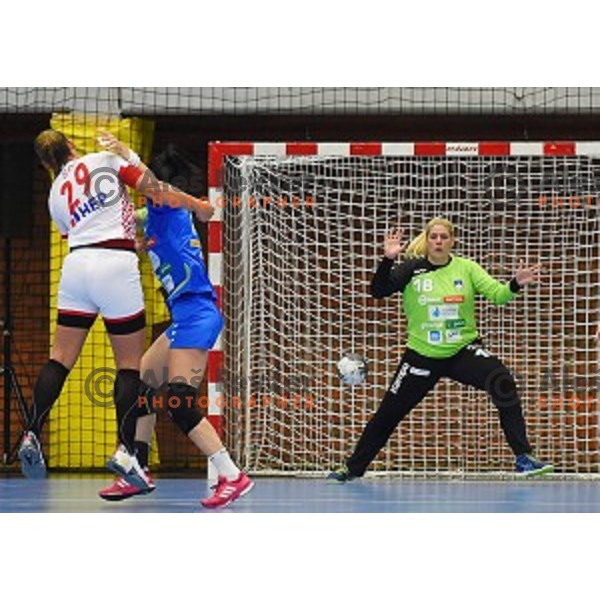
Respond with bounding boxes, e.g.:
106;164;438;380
207;141;599;479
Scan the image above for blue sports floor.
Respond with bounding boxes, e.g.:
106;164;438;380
1;475;600;512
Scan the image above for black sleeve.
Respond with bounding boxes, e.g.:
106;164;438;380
509;278;522;294
370;257;418;299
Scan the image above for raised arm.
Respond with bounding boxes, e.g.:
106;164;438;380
469;259;540;305
371;228;416;298
97;131;214;223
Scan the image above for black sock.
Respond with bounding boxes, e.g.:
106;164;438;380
134;441;150;469
114;369;142;454
28;359;70;436
137;383;157;415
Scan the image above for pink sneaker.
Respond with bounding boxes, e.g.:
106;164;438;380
201;473;254;509
99;470;156;502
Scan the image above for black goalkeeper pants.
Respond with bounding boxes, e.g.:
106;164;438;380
346;342;533;477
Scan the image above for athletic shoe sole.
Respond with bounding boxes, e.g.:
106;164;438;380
516;464;555;478
106;458;151;491
326;472;355;484
326;477;356;484
202;480;255;509
99;486;156;502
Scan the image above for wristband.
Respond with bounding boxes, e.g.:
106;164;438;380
128;149;141;167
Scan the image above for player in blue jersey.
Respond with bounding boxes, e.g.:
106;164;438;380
97;138;253;508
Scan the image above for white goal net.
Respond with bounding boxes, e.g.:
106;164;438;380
218;146;599;476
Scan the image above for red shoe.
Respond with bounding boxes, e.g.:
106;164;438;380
201;472;254;509
99;470;156;502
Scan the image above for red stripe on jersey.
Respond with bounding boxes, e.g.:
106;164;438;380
118;165;143;188
74;239;135;250
103;309;145;324
121;195;137;240
58;309;98;318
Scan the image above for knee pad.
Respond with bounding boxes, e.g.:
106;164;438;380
166;382;204;435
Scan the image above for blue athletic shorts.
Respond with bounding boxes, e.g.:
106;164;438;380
166;293;224;350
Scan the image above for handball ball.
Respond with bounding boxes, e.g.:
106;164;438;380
336;353;368;386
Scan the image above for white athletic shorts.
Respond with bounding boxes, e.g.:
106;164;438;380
57;248;145;334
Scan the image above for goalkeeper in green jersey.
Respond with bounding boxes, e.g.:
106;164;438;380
328;217;553;482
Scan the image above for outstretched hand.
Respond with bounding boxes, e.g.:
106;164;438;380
97;130;130;161
384;228;406;260
515;260;542;286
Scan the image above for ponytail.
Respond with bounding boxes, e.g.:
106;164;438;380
405;231;428;257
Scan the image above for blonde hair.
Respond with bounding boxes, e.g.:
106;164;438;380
405;217;455;258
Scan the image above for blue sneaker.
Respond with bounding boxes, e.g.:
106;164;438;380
515;454;554;477
327;465;356;483
18;431;47;479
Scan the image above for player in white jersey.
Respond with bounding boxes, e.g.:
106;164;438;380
47;149;140;247
18;130;212;488
18;129;149;485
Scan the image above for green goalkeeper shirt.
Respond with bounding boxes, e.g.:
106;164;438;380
371;255;521;359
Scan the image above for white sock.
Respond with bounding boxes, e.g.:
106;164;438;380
208;448;241;481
